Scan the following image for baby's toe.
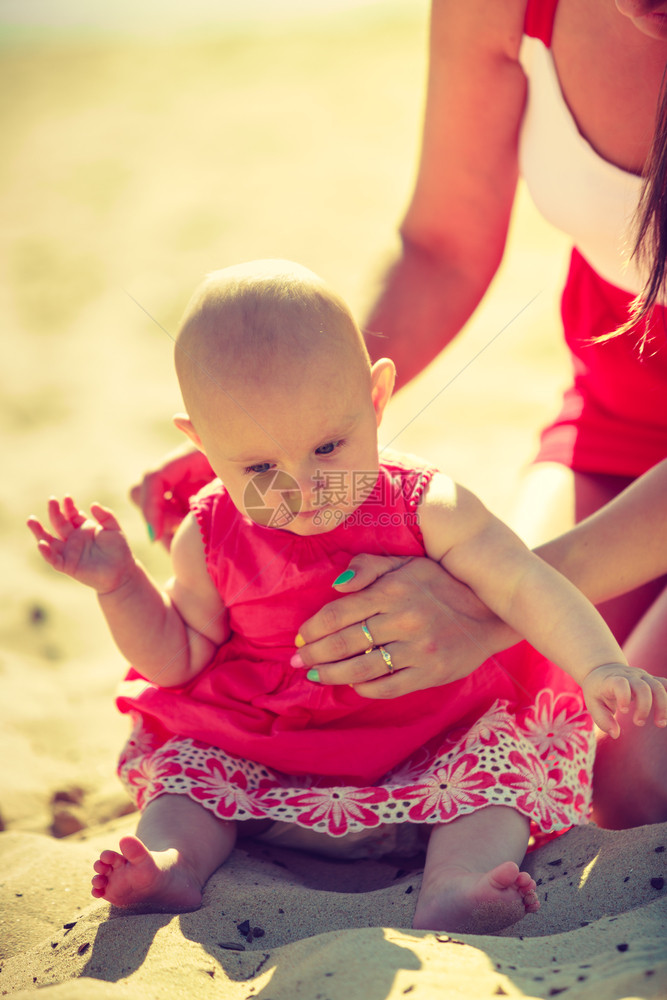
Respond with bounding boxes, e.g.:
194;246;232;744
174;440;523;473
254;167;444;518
523;889;540;913
91;872;110;898
516;872;537;893
98;849;124;868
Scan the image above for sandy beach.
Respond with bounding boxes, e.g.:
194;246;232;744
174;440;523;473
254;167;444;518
1;3;666;997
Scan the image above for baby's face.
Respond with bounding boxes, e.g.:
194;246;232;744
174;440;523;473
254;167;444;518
196;358;383;536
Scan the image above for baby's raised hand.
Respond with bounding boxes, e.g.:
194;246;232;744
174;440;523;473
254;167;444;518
582;662;667;738
27;497;134;594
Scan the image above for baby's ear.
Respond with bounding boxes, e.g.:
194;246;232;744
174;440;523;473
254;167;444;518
370;358;395;426
173;413;204;451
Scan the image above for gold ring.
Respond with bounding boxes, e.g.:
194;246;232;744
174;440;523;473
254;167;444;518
361;620;374;654
378;645;394;674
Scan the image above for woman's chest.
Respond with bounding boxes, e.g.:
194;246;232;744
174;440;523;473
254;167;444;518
551;0;667;174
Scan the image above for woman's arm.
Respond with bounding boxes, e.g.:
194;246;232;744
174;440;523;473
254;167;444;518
534;459;667;604
364;0;528;388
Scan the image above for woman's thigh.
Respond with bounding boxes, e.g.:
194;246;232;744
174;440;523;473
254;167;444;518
593;587;667;827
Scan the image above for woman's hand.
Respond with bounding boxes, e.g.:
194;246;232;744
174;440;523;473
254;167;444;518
293;554;519;698
129;445;215;549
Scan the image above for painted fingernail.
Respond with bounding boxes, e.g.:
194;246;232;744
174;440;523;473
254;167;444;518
294;633;305;647
290;652;305;668
147;523;156;542
306;669;321;683
333;569;355;586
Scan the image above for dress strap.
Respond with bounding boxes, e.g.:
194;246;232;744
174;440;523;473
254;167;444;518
524;0;558;46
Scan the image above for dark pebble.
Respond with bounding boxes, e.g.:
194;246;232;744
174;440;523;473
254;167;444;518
29;604;47;625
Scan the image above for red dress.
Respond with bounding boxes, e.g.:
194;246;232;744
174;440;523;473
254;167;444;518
524;0;667;477
116;460;594;842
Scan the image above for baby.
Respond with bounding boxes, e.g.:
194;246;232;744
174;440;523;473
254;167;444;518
28;259;667;933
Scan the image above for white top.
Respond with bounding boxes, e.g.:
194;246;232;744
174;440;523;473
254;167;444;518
518;36;645;295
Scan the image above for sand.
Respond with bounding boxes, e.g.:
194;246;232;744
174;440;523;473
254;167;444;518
1;3;666;997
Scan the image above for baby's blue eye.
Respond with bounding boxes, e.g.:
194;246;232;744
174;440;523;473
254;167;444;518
315;440;341;456
246;462;274;475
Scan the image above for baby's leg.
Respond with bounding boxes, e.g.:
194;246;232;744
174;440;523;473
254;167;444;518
91;794;236;911
413;806;539;933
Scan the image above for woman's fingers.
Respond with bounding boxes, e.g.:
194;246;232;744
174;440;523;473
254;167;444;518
297;589;393;649
331;554;413;593
297;555;414;645
308;642;440;699
295;614;390;666
296;557;519;696
311;642;403;686
351;668;435;699
130;476;168;540
129;447;215;546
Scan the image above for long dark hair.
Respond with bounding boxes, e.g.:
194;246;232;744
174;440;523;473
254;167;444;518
620;65;667;338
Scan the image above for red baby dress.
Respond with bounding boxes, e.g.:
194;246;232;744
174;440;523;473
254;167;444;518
116;460;594;843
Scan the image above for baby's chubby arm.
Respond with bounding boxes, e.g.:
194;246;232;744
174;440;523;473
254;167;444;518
418;475;667;737
28;497;227;686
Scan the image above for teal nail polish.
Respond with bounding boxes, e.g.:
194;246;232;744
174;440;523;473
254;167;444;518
147;523;156;542
306;668;321;683
333;569;355;586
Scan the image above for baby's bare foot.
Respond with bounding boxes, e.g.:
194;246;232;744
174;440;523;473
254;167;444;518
91;835;203;912
413;860;540;933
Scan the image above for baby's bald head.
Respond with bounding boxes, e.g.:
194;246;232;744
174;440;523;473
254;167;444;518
175;259;371;429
